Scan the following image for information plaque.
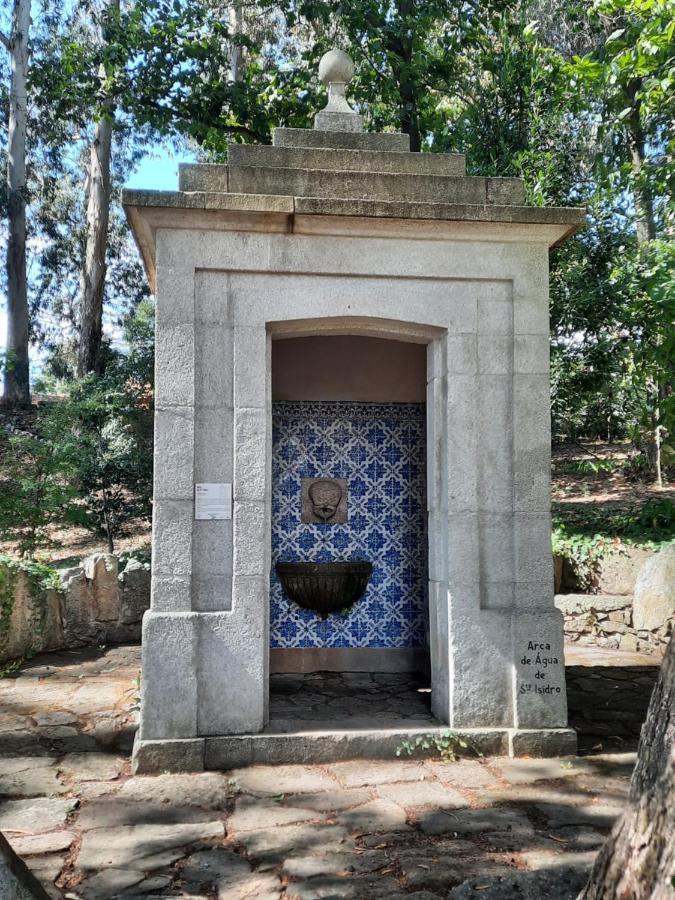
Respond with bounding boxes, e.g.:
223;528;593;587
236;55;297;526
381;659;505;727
195;483;232;520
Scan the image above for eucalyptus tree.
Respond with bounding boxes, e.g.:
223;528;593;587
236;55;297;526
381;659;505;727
1;0;31;406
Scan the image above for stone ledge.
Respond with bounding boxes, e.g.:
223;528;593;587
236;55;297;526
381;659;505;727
556;593;632;615
131;736;205;775
294;196;584;229
133;726;581;773
122;188;585;234
227;144;466;177
273;127;410;151
227;166;522;205
508;728;578;758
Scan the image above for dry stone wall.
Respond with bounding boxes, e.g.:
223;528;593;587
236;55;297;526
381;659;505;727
0;554;150;664
555;544;675;656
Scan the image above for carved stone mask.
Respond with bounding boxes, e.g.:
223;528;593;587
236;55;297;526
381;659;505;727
308;479;343;521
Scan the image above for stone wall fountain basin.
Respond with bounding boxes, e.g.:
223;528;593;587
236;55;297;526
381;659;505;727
275;561;373;618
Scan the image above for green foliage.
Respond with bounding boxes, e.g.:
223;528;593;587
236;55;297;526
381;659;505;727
552;498;675;587
396;729;484;763
0;302;154;557
55;371;153;554
0;407;81;557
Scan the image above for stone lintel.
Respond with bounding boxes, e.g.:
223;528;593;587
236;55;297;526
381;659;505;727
273;127;410;152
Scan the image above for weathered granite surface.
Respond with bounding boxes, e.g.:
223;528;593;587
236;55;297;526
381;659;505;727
0;554;150;664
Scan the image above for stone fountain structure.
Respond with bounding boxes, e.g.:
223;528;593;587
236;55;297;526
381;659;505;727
123;50;585;772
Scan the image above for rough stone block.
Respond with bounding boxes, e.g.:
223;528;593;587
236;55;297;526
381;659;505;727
154;323;194;407
445;334;477;374
192;574;233;612
272;127;410;152
514;334;549;374
445;375;479;512
480;581;515;610
119;559;151;624
192;519;233;576
478;335;512;374
445;515;480;584
514;513;554;584
233;501;268;576
132;737;205;775
228;165;488;205
152;501;193;576
194;405;233;483
195;324;233;408
197;613;267;735
509;728;577;758
477;283;513;335
151;575;191;612
477;375;513;510
512;609;568;729
232;575;268;616
234;407;268;500
448;608;514;728
229;143;465;176
83;554;119;623
478;513;514;584
515;581;556;610
154;406;194;500
155;266;195;327
140;612;199;740
233;326;267;408
179;163;228;192
487;177;525;205
195;270;231;326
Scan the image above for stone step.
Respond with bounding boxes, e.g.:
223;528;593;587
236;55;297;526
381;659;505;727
226;143;466;176
226;165;524;205
201;727;575;768
273;126;410;152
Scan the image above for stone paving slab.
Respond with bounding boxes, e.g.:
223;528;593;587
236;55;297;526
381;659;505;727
0;644;641;899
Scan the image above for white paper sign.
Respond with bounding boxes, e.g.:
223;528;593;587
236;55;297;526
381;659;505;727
195;483;232;520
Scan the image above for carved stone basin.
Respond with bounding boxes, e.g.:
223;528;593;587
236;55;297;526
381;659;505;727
275;560;373;618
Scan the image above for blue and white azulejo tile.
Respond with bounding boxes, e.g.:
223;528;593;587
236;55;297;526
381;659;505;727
271;401;428;649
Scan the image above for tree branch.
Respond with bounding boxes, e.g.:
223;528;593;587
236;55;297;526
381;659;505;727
0;31;10;51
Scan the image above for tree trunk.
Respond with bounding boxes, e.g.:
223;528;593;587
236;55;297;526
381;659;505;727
229;2;244;83
3;0;31;406
77;0;119;377
579;636;675;899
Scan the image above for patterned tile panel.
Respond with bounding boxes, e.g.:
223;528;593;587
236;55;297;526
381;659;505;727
271;401;428;648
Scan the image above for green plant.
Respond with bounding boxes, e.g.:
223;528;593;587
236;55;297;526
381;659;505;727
0;408;81;557
396;730;483;763
0;554;62;646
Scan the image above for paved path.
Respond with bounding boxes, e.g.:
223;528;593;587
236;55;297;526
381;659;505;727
0;646;636;899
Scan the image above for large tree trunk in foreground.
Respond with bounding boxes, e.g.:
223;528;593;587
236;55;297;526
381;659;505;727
2;0;32;406
77;0;119;377
579;637;675;899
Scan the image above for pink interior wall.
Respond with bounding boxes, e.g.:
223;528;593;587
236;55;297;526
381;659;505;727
272;336;427;402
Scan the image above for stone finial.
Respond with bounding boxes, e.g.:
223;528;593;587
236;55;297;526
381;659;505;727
314;49;363;133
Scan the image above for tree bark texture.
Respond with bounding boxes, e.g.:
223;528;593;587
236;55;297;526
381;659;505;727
77;0;119;377
579;636;675;899
3;0;31;406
